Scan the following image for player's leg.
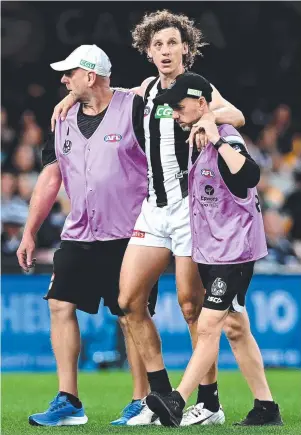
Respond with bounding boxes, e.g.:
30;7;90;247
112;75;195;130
146;262;246;426
175;256;222;426
123;282;162;426
222;262;282;426
119;316;149;400
102;239;162;426
119;244;171;376
224;310;273;401
119;199;173;395
109;316;150;426
146;307;227;427
49;299;80;397
171;198;222;425
29;242;89;426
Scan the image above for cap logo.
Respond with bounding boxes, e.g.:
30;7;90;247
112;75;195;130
80;59;95;69
187;88;202;97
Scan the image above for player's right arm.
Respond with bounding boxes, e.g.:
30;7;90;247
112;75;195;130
17;134;62;271
51;91;78;131
51;77;156;130
130;76;156;98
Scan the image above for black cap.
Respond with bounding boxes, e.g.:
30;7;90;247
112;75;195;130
154;72;213;107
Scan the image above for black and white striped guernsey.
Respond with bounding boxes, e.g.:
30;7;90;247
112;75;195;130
143;77;190;207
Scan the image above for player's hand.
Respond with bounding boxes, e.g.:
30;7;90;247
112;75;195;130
187;111;217;151
187;113;219;151
51;92;78;131
16;234;37;273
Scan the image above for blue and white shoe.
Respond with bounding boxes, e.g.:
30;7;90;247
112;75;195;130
127;398;159;426
110;400;144;426
28;393;88;426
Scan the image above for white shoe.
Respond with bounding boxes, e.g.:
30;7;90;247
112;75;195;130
181;403;225;426
126;399;159;426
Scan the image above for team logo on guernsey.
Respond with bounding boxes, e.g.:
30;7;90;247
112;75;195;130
144;106;151;117
211;278;227;296
201;169;215;178
155;105;173;119
175;170;188;179
63;127;72;154
63;140;72;154
104;134;122;142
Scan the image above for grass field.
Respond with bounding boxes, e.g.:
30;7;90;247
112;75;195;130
2;370;301;435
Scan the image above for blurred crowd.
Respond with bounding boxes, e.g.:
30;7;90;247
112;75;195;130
1;102;301;270
1;106;68;266
2;1;300;271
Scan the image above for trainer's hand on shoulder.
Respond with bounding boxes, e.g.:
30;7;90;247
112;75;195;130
51;92;78;132
16;234;36;273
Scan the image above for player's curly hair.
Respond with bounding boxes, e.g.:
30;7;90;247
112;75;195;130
132;10;207;69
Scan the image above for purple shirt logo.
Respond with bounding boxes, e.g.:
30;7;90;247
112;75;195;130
104;134;122;142
201;169;215;178
205;185;214;195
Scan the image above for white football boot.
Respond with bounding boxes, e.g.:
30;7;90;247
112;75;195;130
181;403;225;426
126;399;159;425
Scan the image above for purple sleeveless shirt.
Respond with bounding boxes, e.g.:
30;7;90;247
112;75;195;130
188;124;268;264
55;91;147;241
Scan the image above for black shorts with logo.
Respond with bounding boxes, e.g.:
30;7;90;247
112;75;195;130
44;239;158;316
198;261;255;312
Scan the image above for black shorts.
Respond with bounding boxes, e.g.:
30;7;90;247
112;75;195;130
198;261;255;312
44;239;158;316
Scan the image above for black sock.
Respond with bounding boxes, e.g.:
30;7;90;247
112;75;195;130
197;382;220;412
256;399;277;411
59;391;82;409
147;369;172;394
131;399;141;403
170;391;186;411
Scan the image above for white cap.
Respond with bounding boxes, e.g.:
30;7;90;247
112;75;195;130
50;44;111;77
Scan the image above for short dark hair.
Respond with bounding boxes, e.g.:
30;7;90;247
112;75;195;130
132;10;207;69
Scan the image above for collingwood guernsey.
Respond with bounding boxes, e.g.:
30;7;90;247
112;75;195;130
144;77;189;207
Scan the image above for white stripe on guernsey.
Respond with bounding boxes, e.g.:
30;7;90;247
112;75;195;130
231;295;245;313
159;115;182;202
224;135;245;146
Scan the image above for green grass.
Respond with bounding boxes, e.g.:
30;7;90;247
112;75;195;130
1;370;301;434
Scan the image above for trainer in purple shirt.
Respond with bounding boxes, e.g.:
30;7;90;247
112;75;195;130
17;45;158;427
146;72;282;427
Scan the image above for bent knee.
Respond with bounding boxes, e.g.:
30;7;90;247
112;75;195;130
48;298;75;318
180;301;201;325
118;295;145;315
224;319;248;342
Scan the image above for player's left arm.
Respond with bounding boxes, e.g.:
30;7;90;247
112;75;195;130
209;84;245;128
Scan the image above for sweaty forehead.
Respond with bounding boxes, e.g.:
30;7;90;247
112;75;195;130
151;27;182;42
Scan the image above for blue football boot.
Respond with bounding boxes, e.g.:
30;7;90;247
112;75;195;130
29;393;88;426
110;400;144;426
